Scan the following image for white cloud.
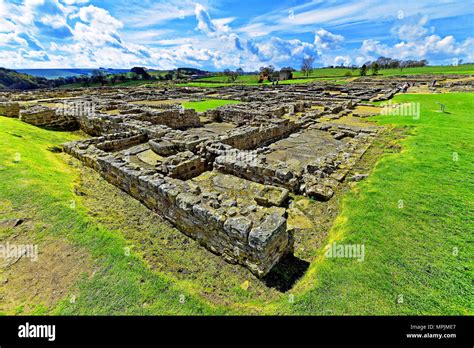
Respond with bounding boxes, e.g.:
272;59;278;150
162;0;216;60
359;34;474;62
391;16;430;41
120;0;196;29
334;55;351;66
62;0;88;5
195;3;217;34
40;14;68;29
71;5;123;47
1;0;472;70
314;28;344;51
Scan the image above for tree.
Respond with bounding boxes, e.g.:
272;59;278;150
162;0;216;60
79;75;90;87
259;65;275;77
359;64;367;76
371;62;379;75
92;70;107;86
258;65;275;83
109;75;118;86
301;55;315;77
236;68;244;76
223;69;239;82
131;67;151;79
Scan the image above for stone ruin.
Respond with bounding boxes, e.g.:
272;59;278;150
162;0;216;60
2;75;470;277
0;101;20;118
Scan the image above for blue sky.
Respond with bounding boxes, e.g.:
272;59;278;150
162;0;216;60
0;0;473;70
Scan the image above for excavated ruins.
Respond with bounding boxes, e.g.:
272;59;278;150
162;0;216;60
2;74;471;278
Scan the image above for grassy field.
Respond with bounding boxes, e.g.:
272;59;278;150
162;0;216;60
273;92;473;315
0;119;224;315
178;76;349;87
293;64;474;78
0;92;472;315
180;64;474;87
182;99;241;112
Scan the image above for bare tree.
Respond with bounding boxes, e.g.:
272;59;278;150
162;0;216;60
301;56;316;77
259;65;275;77
223;69;239;82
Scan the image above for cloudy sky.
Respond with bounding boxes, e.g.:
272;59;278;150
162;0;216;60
0;0;473;70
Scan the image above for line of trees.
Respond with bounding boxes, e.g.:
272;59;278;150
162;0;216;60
46;67;162;88
358;57;429;76
368;57;428;71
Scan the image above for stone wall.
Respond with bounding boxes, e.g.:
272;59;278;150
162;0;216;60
220;119;298;150
75;107;200;137
20;105;78;130
214;123;379;199
0;102;20;118
157;151;209;180
63;133;294;277
214;154;301;192
129;108;201;129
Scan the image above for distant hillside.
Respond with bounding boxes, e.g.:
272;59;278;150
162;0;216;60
0;68;50;90
16;68;130;79
176;67;210;76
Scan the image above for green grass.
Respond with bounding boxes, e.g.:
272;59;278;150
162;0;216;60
182;65;474;87
1;91;472;315
272;92;474;315
182;99;241;112
195;74;259;83
0;118;225;315
295;64;474;78
60;79;161;89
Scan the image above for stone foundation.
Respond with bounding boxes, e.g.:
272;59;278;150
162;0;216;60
0;102;20;118
20;105;78;130
63;133;293;278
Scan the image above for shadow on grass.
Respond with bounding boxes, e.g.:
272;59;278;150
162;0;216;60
262;254;310;292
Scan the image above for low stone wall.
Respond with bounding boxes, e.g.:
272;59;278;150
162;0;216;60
131;108;201;129
75;113;130;136
63;133;294;277
220;119;298;150
215;154;300;192
75;108;200;137
0;102;20;117
20;105;78;130
157;151;209;180
95;133;148;152
214;124;379;199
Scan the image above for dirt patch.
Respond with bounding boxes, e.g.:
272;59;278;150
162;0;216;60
0;227;92;314
0;201;92;314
